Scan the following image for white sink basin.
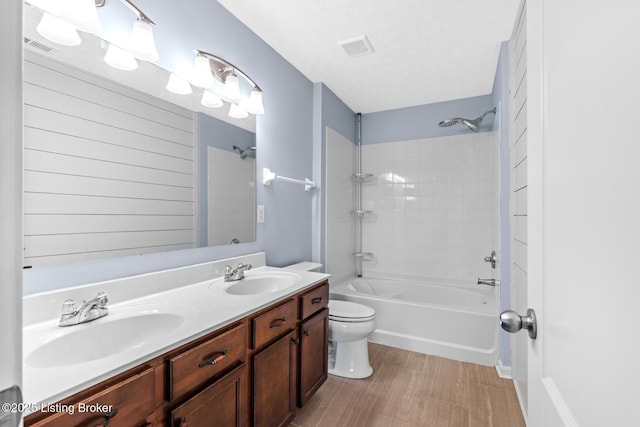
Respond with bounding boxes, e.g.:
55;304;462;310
26;305;192;368
218;271;301;295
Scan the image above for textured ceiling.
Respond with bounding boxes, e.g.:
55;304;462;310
217;0;521;113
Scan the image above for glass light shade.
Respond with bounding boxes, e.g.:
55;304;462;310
191;55;215;88
60;0;101;34
166;73;192;95
37;13;81;46
246;89;265;115
104;43;138;71
128;20;159;62
201;91;223;108
222;74;240;101
228;103;248;119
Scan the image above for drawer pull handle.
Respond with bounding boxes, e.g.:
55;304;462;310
198;349;228;368
311;297;322;304
94;408;118;427
269;317;286;328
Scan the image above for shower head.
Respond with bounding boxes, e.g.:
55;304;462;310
232;145;256;159
438;108;496;132
438;118;463;127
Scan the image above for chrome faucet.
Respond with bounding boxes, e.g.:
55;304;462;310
224;263;252;282
477;278;499;287
59;292;109;327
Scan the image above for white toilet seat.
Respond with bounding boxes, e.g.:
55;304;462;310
329;300;376;323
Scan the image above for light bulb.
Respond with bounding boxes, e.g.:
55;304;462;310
223;74;240;101
37;13;81;46
166;73;192;95
60;0;101;34
246;88;265;115
104;43;138;71
128;19;159;62
201;91;223;108
191;55;214;88
229;103;248;119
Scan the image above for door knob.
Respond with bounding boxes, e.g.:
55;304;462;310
500;308;537;339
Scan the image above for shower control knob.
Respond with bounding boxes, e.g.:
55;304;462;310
484;250;497;269
500;309;537;340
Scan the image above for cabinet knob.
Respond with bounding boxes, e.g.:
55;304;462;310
303;329;310;336
291;337;300;345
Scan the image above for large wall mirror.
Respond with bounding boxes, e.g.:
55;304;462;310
23;3;257;268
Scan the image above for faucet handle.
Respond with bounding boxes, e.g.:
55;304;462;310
96;292;108;307
61;299;76;314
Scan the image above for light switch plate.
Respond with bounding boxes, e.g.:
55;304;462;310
257;205;265;223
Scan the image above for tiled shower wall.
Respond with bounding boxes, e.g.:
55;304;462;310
360;133;499;284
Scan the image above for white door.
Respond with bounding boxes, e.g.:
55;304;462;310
525;1;640;425
0;2;23;427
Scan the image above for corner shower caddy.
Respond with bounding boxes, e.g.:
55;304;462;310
353;114;374;276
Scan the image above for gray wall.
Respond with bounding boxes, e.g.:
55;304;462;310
24;0;315;293
361;95;495;144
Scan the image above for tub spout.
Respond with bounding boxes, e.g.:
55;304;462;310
477;278;498;286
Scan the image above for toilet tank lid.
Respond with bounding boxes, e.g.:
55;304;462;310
329;300;375;319
283;262;323;272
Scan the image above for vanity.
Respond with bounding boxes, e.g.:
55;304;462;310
22;253;329;427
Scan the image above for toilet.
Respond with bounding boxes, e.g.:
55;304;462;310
327;299;376;379
284;262;376;379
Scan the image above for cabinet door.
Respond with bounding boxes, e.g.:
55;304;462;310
171;364;247;427
253;330;298;427
299;309;328;407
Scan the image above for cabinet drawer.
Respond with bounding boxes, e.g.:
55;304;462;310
252;299;297;350
171;364;247;427
169;323;246;401
300;282;329;320
29;367;154;427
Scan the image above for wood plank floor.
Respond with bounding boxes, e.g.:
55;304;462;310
290;343;525;427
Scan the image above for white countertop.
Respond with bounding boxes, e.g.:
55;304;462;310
22;253;329;409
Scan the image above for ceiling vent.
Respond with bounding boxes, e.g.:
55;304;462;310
24;37;54;54
338;35;374;58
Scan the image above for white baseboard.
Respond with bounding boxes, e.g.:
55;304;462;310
495;358;512;379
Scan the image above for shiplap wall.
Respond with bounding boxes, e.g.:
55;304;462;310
23;52;196;267
510;0;529;415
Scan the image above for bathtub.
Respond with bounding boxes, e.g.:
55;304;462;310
330;277;499;366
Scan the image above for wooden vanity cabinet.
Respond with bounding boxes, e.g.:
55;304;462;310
25;280;330;427
299;308;328;407
25;366;156;427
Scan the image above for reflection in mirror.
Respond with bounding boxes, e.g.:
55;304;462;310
22;3;257;268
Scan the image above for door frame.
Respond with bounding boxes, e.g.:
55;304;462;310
0;1;24;426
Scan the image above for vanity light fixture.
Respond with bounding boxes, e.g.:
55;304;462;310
246;88;265;115
36;12;82;46
222;74;240;101
228;103;249;119
119;0;159;61
166;73;192;95
201;91;224;108
104;43;138;70
191;53;216;89
60;0;102;34
192;49;265;115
